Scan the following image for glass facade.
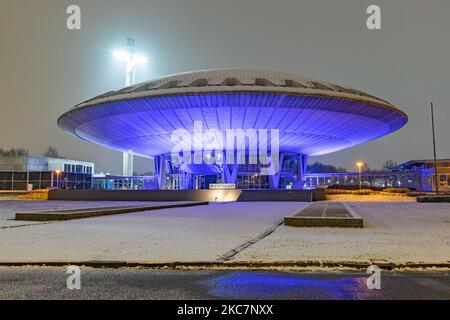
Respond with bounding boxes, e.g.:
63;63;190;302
93;176;158;190
0;155;95;191
305;160;450;192
0;170;93;191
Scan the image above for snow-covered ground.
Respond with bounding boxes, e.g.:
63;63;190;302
0;200;170;228
236;202;450;264
0;201;306;262
1;200;449;264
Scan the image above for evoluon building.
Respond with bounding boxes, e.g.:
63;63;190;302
58;69;407;190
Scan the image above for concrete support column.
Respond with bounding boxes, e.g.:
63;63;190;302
182;172;192;190
155;155;167;190
298;154;308;182
269;153;285;189
223;163;239;184
223;149;239;184
122;151;134;176
292;154;309;190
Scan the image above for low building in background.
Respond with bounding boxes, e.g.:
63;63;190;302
389;159;450;191
0;155;94;191
306;159;450;192
93;173;158;190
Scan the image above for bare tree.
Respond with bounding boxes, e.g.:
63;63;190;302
383;160;398;170
43;146;62;158
0;148;29;157
308;162;347;173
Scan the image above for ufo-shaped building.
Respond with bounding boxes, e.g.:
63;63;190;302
58;69;407;190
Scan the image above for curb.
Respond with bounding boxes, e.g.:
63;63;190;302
1;260;449;270
15;201;209;221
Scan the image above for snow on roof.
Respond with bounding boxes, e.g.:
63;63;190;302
72;68;400;112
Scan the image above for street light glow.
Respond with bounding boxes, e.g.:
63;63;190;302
356;161;363;190
113;39;148;89
113;49;129;61
134;54;148;65
113;49;147;65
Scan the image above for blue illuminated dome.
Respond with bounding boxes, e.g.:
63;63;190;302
58;69;407;190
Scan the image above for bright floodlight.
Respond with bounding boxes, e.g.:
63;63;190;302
134;54;148;65
356;161;364;168
113;49;147;65
113;49;129;62
113;39;148;87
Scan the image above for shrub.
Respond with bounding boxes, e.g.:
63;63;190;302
354;190;373;195
326;188;373;195
406;191;430;197
382;187;411;194
327;184;383;191
16;189;48;200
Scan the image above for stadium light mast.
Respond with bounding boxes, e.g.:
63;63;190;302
113;38;147;178
113;38;147;87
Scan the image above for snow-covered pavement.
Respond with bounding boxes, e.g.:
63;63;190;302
1;200;449;264
236;202;450;264
0;201;306;262
0;201;170;228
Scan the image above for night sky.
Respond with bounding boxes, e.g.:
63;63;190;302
1;0;449;174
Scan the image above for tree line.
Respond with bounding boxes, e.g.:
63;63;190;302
0;146;63;158
308;160;398;173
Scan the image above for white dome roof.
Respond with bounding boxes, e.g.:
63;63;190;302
73;68;396;110
59;68;407;157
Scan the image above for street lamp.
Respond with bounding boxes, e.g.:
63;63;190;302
55;170;61;189
356;161;363;190
430;102;439;195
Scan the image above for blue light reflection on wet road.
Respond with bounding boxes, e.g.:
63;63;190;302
202;271;373;300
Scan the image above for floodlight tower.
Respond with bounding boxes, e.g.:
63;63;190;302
113;38;147;177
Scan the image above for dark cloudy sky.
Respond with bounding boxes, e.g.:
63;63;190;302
1;0;449;174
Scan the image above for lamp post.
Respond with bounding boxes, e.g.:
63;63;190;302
55;170;61;189
430;102;439;195
356;162;363;190
113;38;148;178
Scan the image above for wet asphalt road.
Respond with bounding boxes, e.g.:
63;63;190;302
0;268;449;300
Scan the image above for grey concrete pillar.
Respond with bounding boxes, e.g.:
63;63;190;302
269;153;285;189
155;155;167;190
298;154;308;182
182;172;192;190
122;151;134;176
223;149;239;184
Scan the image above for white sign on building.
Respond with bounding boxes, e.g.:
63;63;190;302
209;183;236;190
